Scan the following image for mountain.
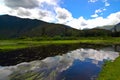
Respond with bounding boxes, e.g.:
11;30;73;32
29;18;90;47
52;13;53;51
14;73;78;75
0;15;80;39
114;23;120;32
98;23;120;32
98;25;114;30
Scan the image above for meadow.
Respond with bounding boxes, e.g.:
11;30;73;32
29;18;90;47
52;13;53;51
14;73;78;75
98;54;120;80
0;37;120;80
0;37;120;51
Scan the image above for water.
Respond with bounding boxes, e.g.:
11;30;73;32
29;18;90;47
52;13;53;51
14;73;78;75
0;44;119;80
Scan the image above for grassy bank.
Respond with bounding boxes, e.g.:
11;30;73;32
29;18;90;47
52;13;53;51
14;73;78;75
98;54;120;80
0;37;120;51
0;37;120;80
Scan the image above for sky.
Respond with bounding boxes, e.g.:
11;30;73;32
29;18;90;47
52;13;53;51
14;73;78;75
0;0;120;29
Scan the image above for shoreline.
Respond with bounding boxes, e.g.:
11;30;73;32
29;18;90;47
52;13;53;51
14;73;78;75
0;37;120;51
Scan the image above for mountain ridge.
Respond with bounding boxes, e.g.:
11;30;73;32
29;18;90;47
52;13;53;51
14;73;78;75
0;15;80;39
97;23;120;32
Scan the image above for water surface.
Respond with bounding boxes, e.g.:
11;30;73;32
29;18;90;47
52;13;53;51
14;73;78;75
0;44;119;80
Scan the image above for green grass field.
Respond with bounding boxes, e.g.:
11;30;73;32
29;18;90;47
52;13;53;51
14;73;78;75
98;55;120;80
0;37;120;51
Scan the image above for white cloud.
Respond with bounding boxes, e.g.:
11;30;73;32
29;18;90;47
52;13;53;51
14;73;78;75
16;8;31;16
0;3;11;15
105;2;110;6
91;13;98;18
4;0;39;9
38;0;60;6
95;9;102;13
66;17;87;29
88;0;110;6
103;0;110;6
66;12;120;29
95;8;106;14
0;48;118;80
55;7;73;23
89;0;110;18
91;8;106;18
88;0;98;3
0;0;119;30
1;0;60;22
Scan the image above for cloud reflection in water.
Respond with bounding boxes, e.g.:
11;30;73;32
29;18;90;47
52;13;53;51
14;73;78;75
0;48;119;80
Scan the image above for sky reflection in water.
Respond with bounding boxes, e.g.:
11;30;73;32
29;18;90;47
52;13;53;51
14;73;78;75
0;48;119;80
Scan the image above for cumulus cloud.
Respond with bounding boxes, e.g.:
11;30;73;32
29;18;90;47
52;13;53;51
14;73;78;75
4;0;39;9
88;0;98;3
95;8;106;13
105;2;110;6
55;7;73;23
66;12;120;29
17;8;31;16
2;0;60;22
39;11;48;18
91;8;106;18
103;0;110;6
0;3;10;15
88;0;110;6
38;0;60;6
66;17;87;29
91;13;98;18
81;22;88;26
89;0;110;18
0;0;119;29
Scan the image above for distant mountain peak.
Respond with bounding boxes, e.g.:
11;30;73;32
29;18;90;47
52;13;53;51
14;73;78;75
96;22;120;32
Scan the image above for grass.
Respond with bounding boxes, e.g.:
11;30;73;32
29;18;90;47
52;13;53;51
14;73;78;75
0;37;120;51
0;37;120;79
97;54;120;80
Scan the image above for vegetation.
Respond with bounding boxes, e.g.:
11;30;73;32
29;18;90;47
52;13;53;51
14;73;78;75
98;55;120;80
0;15;120;39
0;15;120;80
0;15;80;39
0;37;120;51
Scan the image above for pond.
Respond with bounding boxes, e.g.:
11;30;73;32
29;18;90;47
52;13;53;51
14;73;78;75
0;44;119;80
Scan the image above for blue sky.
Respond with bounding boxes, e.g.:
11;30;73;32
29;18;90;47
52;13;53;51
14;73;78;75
61;0;94;19
0;0;120;29
61;0;120;18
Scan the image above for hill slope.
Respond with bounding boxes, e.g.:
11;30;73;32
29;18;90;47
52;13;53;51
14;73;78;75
0;15;80;39
98;23;120;32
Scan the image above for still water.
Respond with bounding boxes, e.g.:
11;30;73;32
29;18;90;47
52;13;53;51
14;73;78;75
0;44;119;80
